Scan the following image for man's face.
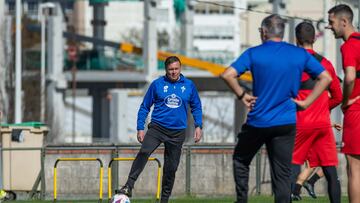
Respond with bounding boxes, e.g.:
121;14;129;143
166;61;181;82
327;13;344;39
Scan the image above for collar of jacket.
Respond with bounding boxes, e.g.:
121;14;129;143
163;74;185;83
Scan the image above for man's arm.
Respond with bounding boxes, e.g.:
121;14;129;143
293;70;332;110
342;66;360;110
137;83;155;143
325;61;342;110
220;67;257;110
189;84;203;143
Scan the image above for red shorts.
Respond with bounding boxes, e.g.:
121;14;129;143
292;127;338;167
342;110;360;155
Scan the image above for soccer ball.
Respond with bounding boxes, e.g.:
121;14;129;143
111;194;130;203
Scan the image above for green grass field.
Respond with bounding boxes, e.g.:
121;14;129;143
5;196;349;203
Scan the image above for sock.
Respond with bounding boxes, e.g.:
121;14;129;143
307;173;320;185
293;183;302;195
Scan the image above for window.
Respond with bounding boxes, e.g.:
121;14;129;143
194;3;207;14
7;1;15;13
194;26;234;40
221;1;234;14
27;1;38;15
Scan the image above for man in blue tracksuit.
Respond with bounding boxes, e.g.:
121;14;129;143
221;14;332;203
117;56;202;203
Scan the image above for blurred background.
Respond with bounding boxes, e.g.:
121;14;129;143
0;0;359;200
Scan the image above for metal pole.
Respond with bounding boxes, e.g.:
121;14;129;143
40;9;46;123
40;148;46;200
144;0;158;83
323;0;330;58
0;146;3;189
185;146;191;196
181;0;194;57
288;18;295;44
91;2;106;51
72;61;77;143
272;0;284;15
15;0;22;123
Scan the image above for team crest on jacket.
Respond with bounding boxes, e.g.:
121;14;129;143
163;85;168;93
181;86;186;93
164;94;182;108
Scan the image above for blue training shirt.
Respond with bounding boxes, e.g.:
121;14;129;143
231;41;324;127
137;74;202;130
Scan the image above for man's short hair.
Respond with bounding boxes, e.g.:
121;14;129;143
261;14;286;39
328;4;353;23
296;21;315;45
164;56;181;69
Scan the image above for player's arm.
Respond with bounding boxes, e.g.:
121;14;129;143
325;61;342;110
342;66;359;110
137;83;156;143
221;67;257;110
189;84;203;143
341;44;360;110
293;70;332;110
293;53;332;110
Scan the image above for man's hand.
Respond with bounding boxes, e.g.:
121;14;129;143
220;67;257;111
332;123;342;131
292;98;310;111
341;95;360;112
294;70;332;111
242;93;257;111
137;130;145;143
194;127;202;143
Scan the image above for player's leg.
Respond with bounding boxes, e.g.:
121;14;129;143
342;111;360;203
308;127;339;202
307;167;323;185
303;167;323;198
233;124;266;203
346;154;360;203
291;128;318;200
322;166;341;203
297;161;315;185
265;124;296;203
118;125;164;196
292;161;315;200
160;131;186;203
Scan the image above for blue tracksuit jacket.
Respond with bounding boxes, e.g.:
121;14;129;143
137;74;202;130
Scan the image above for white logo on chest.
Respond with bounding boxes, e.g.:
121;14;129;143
164;94;182;108
163;85;168;93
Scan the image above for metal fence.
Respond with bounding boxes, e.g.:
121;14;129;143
1;143;343;200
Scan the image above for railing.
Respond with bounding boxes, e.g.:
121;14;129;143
53;157;104;202
0;144;344;200
107;157;162;202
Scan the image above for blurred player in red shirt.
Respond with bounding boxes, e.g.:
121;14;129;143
328;4;360;202
291;22;342;202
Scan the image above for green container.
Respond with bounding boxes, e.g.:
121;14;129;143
0;122;45;128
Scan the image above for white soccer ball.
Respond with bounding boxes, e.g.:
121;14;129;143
111;194;130;203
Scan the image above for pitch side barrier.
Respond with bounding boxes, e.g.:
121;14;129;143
108;157;162;202
53;158;104;202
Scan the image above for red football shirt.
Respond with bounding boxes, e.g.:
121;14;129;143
296;49;342;129
341;32;360;111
